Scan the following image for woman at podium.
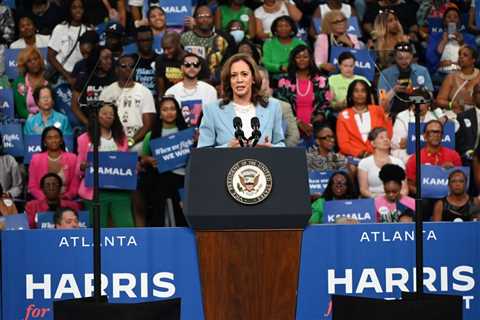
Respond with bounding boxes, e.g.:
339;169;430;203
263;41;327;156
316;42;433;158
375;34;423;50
198;53;285;148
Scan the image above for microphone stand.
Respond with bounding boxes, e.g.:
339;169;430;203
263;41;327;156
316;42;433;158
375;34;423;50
413;98;423;296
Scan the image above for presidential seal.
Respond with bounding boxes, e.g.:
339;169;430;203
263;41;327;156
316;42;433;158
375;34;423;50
226;159;273;205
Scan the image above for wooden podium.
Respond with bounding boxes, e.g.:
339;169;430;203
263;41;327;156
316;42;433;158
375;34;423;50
185;148;310;320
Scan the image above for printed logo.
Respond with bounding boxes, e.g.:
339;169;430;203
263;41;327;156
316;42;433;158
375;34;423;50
226;159;272;205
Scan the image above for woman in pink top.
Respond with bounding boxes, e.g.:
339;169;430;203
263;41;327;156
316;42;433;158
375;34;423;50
28;127;79;200
275;45;332;139
375;164;415;223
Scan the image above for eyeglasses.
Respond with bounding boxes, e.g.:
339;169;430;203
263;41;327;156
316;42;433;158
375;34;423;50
183;61;201;68
119;63;134;69
317;135;335;140
331;18;347;24
196;14;212;19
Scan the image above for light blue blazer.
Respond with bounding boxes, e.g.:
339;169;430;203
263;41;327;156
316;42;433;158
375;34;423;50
198;98;286;148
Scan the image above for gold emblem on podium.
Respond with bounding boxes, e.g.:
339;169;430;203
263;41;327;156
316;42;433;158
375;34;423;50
226;159;273;205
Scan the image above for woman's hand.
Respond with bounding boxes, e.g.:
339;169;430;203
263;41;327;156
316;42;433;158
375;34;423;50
228;139;242;148
140;156;157;168
255;136;273;148
297;121;313;137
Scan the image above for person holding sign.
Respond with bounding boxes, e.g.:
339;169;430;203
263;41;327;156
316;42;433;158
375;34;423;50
432;170;480;221
358;127;406;198
375;164;415;222
198;53;285;147
76;102;134;228
140;96;189;226
28;126;79;200
336;79;391;158
309;171;357;224
254;0;303;41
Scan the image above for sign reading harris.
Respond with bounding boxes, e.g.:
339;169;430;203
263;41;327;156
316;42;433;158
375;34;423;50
323;199;375;223
85;152;138;190
421;165;470;199
5;47;48;80
0;123;24;157
1;228;205;320
0;88;14;118
407;121;455;154
308;171;332;195
296;223;479;320
24;135;74;164
150;128;195;174
330;47;375;81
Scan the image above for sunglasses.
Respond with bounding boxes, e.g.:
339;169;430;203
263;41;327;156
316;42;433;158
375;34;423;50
183;61;201;68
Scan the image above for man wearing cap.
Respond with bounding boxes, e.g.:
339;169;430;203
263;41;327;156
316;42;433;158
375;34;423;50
105;21;125;59
378;42;433;117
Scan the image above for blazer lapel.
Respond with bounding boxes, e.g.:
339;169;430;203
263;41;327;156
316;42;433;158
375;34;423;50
218;102;236;137
255;103;269;133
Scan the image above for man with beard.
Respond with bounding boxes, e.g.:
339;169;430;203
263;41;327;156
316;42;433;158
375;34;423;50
133;26;158;95
165;53;217;127
378;42;433;117
155;31;186;96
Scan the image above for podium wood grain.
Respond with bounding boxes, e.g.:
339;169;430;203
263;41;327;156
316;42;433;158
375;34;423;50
196;230;303;320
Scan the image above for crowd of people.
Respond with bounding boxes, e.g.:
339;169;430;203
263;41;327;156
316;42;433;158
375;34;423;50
1;0;480;228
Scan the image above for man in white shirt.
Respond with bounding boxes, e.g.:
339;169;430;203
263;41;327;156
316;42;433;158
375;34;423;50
99;54;156;153
165;53;218;126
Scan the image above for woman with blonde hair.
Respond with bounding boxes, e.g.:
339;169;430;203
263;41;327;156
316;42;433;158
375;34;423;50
13;47;48;119
313;10;362;74
371;10;408;69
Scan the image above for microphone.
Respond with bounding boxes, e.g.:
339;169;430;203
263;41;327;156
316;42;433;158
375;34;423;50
250;117;261;147
233;116;245;147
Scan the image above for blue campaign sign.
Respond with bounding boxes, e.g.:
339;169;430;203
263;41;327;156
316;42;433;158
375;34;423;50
159;0;192;26
309;171;332;195
36;211;90;229
428;17;444;33
1;228;205;320
323;198;375;223
23;135;74;164
296;223;480;320
150;128;195;174
347;16;362;37
5;48;48;80
53;84;82;129
330;47;375;81
420;165;470;199
0;123;24;157
0;214;29;230
4;0;15;8
0;88;14;118
123;35;163;55
181;100;202;126
407;121;455;154
85;152;138;190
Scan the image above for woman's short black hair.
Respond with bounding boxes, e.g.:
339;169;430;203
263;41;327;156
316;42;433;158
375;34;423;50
287;44;319;80
368;127;387;141
271;15;297;37
346;79;373;107
448;169;467;183
379;164;405;185
323;171;357;201
338;51;356;65
41;126;66;152
40;172;63;189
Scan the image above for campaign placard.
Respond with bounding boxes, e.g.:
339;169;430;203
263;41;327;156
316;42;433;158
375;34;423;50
0;88;14;118
180;100;202;126
36;211;90;229
347;16;362;37
5;47;48;80
1;228;204;320
23;135;74;164
323;198;375;223
159;0;192;26
420;165;470;199
0;123;24;157
85;152;138;190
150;128;195;174
309;171;332;195
407;121;455;154
330;47;375;81
296;223;479;320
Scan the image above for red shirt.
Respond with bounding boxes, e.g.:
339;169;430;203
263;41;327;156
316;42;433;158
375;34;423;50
405;146;462;182
25;199;82;228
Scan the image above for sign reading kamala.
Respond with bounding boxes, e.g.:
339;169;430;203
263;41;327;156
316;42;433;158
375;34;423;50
157;0;192;26
0;123;24;157
330;47;375;81
85;152;138;190
309;171;332;195
407;121;455;154
323;199;375;223
5;48;48;79
421;165;470;199
0;88;14;118
296;223;479;320
1;228;205;320
24;135;74;164
150;128;195;174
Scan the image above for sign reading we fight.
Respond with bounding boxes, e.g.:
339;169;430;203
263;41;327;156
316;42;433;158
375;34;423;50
308;171;332;195
421;165;470;198
85;152;138;190
407;121;455;154
323;199;375;223
0;123;24;157
150;128;196;174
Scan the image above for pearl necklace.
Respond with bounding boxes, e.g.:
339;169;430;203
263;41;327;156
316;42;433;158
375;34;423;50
296;78;312;97
48;154;62;162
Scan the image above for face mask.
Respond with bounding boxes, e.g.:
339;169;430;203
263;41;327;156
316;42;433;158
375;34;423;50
230;30;245;44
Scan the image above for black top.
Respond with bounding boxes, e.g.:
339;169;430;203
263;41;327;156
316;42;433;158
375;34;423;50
441;196;477;222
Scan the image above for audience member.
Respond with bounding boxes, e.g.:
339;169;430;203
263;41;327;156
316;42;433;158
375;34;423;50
28;126;79;200
9;16;49;49
156;32;186;96
132;26;158;94
30;0;66;35
54;207;80;229
456;84;480;162
375;163;415;222
71;30;100;82
25;172;81;228
0;135;23;199
104;21;125;59
314;0;355;20
306;125;349;172
76;102;134;227
336;79;391;157
24;85;72;135
236;39;261;65
255;0;302;41
13;47;48;119
0;1;14;75
0;183;17;216
147;5;167;37
227;20;246;44
358;127;406;198
215;0;255;39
